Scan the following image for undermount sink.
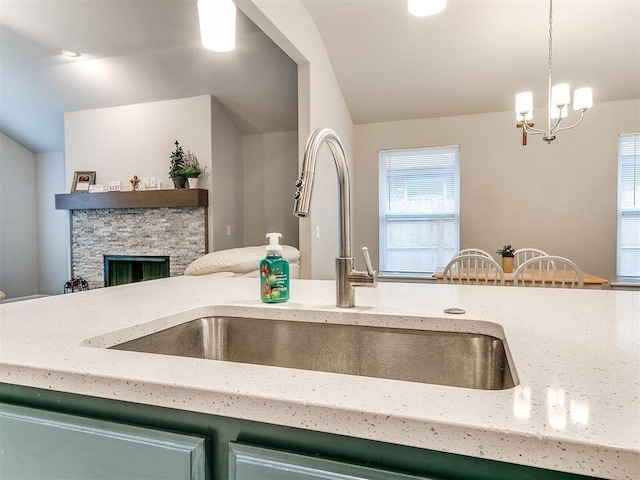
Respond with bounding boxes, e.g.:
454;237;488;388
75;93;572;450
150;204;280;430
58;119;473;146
109;316;517;390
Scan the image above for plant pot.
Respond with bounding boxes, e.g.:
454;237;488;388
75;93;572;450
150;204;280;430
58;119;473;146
171;175;187;189
187;177;199;189
502;256;514;273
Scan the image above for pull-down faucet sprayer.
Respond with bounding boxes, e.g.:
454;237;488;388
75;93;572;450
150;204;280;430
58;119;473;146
293;128;377;307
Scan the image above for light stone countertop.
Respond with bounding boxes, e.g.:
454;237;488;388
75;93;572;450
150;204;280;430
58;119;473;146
0;276;638;479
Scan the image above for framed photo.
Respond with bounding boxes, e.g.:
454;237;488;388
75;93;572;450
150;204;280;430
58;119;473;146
71;171;96;193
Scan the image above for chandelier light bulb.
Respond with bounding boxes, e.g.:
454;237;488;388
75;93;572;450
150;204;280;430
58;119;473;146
198;0;236;52
551;83;571;108
573;87;593;111
515;91;534;117
516;112;533;122
408;0;448;17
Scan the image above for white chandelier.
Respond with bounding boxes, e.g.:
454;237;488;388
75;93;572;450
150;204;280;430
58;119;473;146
515;0;593;145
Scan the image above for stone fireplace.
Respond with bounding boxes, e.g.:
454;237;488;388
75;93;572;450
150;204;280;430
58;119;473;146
56;190;208;290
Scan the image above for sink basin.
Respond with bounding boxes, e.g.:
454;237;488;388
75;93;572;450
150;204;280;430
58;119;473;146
110;316;517;390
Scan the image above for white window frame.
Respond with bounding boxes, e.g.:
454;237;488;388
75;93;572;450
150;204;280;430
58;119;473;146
617;133;640;279
378;145;460;278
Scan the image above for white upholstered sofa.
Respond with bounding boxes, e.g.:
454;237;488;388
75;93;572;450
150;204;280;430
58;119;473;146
184;245;300;278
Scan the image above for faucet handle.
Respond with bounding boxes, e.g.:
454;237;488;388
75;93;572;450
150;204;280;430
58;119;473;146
348;248;377;289
361;247;374;277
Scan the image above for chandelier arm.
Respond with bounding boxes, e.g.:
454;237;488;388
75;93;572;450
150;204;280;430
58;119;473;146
549;115;563;136
520;120;547;136
553;110;586;134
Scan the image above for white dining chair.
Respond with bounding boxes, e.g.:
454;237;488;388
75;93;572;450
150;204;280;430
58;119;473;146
452;248;493;260
514;248;548;268
442;254;505;286
512;256;584;288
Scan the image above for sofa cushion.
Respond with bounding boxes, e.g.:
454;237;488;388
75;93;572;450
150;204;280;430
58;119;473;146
184;245;300;276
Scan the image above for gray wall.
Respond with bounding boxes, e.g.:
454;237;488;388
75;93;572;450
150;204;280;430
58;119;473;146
0;133;39;299
354;99;640;282
211;97;245;251
242;130;298;247
35;152;69;294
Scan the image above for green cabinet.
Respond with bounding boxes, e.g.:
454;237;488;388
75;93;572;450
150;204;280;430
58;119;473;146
0;384;603;480
0;403;207;480
229;442;438;480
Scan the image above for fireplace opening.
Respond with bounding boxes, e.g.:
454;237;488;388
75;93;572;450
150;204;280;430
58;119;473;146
104;255;170;287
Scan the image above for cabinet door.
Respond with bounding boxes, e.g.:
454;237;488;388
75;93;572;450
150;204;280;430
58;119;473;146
229;442;439;480
0;403;207;480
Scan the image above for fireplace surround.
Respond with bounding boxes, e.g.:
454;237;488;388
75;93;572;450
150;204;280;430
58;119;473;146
56;190;208;290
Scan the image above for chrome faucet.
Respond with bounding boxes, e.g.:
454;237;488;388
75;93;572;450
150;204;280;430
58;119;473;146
293;127;377;307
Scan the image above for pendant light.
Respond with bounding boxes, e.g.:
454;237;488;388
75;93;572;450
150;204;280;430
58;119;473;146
515;0;593;145
197;0;236;52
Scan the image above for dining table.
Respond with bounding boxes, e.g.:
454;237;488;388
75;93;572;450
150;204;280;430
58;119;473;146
432;267;609;289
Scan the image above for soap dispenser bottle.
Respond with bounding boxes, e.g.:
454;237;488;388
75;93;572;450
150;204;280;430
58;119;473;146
260;233;290;303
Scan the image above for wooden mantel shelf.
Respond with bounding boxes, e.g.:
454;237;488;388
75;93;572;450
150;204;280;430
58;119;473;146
55;189;208;210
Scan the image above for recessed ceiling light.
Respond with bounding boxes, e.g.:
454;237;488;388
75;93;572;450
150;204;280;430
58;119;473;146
408;0;447;17
61;49;81;58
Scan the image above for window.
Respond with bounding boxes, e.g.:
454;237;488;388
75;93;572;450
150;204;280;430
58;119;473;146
378;145;460;277
617;133;640;278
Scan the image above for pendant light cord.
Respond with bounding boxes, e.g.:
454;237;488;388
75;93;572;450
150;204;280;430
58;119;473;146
548;0;553;80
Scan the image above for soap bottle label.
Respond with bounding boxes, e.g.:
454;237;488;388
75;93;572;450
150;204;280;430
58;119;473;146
260;257;289;303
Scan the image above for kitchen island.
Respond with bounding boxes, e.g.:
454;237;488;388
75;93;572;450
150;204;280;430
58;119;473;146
0;276;638;479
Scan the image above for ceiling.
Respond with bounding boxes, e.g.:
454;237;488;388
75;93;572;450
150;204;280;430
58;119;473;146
303;0;640;124
1;0;638;154
0;0;298;153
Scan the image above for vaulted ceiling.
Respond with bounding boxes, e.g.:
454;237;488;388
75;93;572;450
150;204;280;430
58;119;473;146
1;0;638;154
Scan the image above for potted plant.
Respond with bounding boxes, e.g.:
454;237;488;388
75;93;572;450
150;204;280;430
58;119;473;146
496;244;515;273
181;151;204;188
169;141;187;189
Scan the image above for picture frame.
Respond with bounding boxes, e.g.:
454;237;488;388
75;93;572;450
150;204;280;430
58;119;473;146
71;171;96;193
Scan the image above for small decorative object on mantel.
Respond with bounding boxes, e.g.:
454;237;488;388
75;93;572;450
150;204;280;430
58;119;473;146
181;150;205;189
169;140;187;189
130;175;141;191
496;244;515;273
71;171;96;193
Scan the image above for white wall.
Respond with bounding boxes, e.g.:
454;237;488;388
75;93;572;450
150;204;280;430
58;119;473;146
240;0;355;279
0;133;39;299
35;152;69;294
64;95;213;194
242;130;298;247
64;95;220;252
210;97;244;251
354;99;640;282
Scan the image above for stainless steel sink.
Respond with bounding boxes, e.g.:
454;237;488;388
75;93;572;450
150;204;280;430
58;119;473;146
110;316;517;390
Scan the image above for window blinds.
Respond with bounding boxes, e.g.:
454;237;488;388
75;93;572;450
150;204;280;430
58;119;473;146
617;133;640;278
378;145;460;276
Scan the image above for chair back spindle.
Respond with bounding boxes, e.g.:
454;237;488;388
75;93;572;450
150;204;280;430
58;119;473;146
442;254;505;286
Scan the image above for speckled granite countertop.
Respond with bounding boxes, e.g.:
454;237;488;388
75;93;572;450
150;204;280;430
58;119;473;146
0;277;638;479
